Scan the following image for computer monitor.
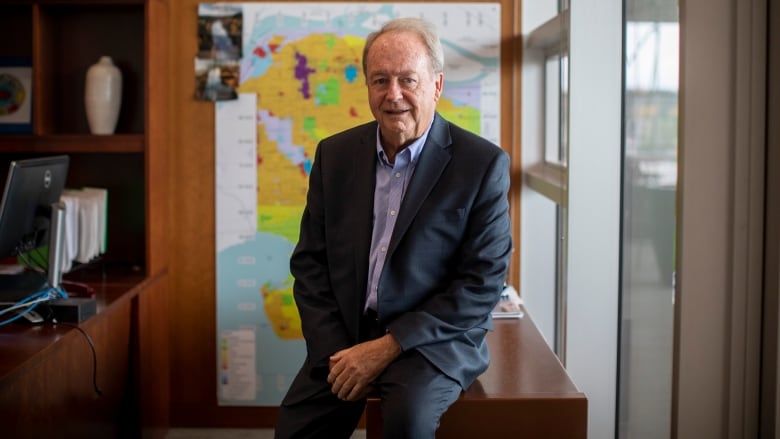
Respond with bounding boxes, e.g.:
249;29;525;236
0;155;69;301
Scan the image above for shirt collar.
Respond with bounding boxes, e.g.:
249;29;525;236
375;120;433;166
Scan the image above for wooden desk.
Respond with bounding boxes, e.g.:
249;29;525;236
366;310;587;438
0;268;169;439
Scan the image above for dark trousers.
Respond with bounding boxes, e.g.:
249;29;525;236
274;315;462;439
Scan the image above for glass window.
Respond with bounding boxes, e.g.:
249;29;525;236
544;53;569;166
618;5;678;438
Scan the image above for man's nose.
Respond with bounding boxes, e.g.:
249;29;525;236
386;79;403;100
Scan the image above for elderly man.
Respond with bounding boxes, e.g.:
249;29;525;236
274;17;512;439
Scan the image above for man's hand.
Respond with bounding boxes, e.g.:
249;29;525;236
327;333;402;401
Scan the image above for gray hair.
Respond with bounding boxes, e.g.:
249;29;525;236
362;17;445;77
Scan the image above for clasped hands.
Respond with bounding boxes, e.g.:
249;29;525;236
327;333;401;401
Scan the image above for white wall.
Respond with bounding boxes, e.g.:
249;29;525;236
519;0;558;346
565;1;623;438
519;0;561;349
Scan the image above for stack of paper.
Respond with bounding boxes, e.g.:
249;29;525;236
491;285;524;319
59;187;108;271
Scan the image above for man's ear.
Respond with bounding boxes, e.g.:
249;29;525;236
434;72;444;100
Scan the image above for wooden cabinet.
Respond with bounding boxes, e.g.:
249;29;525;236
0;1;170;437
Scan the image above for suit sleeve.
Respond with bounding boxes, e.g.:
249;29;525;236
289;144;352;376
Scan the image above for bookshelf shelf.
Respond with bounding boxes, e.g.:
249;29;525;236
0;134;145;153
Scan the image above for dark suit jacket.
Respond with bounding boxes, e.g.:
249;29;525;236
283;113;512;405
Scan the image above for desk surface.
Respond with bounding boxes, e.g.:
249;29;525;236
467;314;582;399
0;268;147;383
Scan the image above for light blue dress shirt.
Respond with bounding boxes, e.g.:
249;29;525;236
365;125;431;313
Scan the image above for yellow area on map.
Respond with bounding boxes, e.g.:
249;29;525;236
258;204;305;243
437;99;481;134
261;280;302;339
241;33;374;208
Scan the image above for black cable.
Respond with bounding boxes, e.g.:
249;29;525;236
53;321;104;397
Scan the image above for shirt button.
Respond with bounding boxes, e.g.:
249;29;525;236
395;172;401;178
390;210;396;216
381;246;387;252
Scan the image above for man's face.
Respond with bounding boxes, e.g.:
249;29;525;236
364;30;443;150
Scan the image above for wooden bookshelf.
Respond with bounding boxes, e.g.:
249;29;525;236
0;0;170;436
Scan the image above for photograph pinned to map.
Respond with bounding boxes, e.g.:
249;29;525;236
194;58;240;101
198;3;243;61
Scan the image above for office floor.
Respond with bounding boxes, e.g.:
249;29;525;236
166;429;366;439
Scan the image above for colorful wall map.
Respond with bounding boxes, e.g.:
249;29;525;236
215;2;501;406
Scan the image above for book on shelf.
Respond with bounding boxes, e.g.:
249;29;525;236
492;285;524;319
59;187;108;271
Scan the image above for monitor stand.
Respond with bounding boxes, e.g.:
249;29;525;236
0;202;67;323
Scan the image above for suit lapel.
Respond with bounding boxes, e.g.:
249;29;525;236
388;114;452;256
351;122;378;311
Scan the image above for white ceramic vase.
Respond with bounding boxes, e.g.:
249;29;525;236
84;56;122;135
